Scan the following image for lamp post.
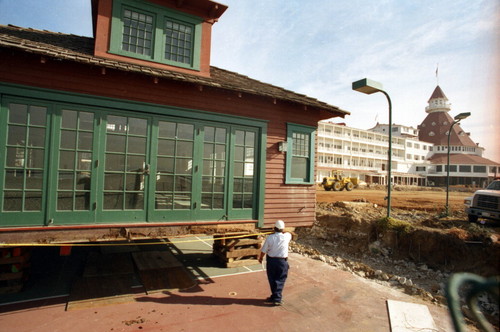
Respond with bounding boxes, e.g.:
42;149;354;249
445;112;471;216
352;78;393;218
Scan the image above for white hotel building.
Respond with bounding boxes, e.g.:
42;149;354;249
316;85;499;187
317;121;431;186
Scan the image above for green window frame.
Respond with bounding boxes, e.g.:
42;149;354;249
110;0;202;70
0;85;267;227
121;8;155;56
285;123;315;185
0;101;50;225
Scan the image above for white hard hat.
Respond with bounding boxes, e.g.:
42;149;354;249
275;220;285;229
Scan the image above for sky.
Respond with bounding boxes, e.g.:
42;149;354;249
0;0;498;161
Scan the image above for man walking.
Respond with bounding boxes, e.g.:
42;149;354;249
258;220;292;306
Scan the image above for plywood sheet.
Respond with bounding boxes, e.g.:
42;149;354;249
387;300;437;332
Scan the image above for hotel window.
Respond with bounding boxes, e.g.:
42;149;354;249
459;165;471;172
473;166;486;173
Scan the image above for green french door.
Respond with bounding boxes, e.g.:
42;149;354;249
149;121;229;221
98;113;151;222
1;96;262;227
0;101;50;226
48;107;98;224
47;110;152;224
149;119;195;221
149;122;257;221
228;127;257;219
198;124;228;220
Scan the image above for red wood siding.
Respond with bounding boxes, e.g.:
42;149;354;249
0;52;332;229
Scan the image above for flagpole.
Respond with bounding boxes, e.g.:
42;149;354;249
436;63;439;85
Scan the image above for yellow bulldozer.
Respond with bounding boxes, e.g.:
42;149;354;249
321;171;358;191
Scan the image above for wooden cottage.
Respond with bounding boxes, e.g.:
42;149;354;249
0;0;348;244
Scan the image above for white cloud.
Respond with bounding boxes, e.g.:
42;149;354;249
213;0;499;160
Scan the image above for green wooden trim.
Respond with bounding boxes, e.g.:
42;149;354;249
256;127;266;227
0;83;267;128
285;122;316;185
110;0;202;70
0;98;8;216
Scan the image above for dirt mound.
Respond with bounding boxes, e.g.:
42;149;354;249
305;202;499;276
294;202;499;318
297;193;500;330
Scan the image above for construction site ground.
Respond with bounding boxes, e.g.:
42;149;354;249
299;186;499;331
0;238;456;332
316;186;471;212
0;186;498;331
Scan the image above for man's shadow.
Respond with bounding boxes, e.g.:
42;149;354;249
135;290;272;307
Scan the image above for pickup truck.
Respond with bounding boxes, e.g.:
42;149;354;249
464;180;500;223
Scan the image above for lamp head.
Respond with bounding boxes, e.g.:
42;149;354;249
454;112;470;121
352;78;384;94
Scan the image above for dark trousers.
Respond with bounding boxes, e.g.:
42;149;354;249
266;256;289;302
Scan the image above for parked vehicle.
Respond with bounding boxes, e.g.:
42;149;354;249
464;180;500;223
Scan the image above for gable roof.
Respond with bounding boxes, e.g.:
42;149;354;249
0;24;348;118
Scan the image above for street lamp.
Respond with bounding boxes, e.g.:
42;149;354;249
352;78;393;218
445;112;471;216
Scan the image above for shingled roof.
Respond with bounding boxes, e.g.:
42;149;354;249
427;153;499;166
418;111;477;147
0;24;348;117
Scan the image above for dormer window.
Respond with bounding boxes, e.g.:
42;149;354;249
164;20;193;64
110;0;202;70
122;9;154;56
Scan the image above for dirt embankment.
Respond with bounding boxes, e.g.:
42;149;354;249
303;202;499;277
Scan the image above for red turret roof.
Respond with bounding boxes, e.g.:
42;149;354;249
418;111;476;146
428;85;448;102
